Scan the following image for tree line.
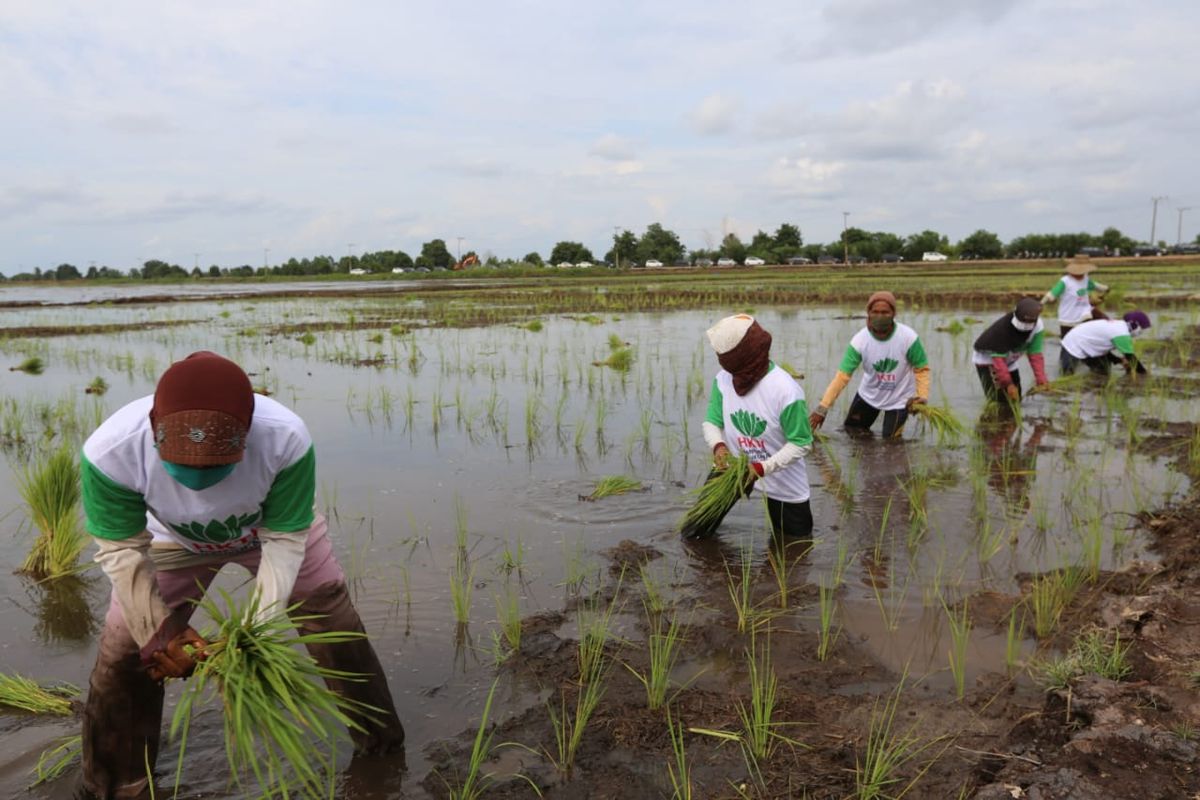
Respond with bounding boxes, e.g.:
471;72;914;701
3;225;1194;282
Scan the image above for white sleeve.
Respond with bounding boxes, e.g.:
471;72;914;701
702;421;725;451
759;442;810;476
253;528;308;622
93;531;172;649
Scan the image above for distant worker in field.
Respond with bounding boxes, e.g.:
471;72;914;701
1060;311;1151;378
79;351;403;799
683;314;815;540
971;297;1050;404
809;291;931;438
1040;254;1109;374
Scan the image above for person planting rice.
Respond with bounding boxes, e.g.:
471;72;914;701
1040;254;1109;374
971;297;1050;404
78;351;403;799
1060;311;1151;378
682;314;815;540
809;291;931;438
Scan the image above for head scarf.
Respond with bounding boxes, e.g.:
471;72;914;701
974;300;1041;356
1122;310;1151;332
706;314;773;396
150;351;254;466
866;291;897;315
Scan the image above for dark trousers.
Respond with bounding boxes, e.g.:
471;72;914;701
1081;353;1147;376
843;393;908;438
1059;323;1079;374
681;469;813;540
976;364;1023;402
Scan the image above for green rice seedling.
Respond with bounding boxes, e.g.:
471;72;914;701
584;475;643;501
593;347;633;371
855;678;931;800
29;734;82;787
576;574;624;682
1035;655;1079;692
496;536;527;576
943;597;971;700
547;650;608;777
736;634;782;762
678;455;752;535
1081;513;1105;583
170;591;377;800
84;376;109;395
523;319;544;332
1073;628;1132;680
935;319;966;335
816;579;840;662
1027;570;1080;639
665;707;692;800
451;558;474;626
18;446;88;580
298;331;317;346
607;333;624;350
724;537;757;634
627;607;686;710
831;537;852;588
495;583;522;656
1005;607;1026;672
10;356;45;375
909;402;965;443
0;672;77;714
639;561;671;616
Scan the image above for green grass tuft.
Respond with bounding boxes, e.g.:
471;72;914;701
584;475;643;500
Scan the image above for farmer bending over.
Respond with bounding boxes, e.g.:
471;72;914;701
79;351;403;800
972;297;1050;403
683;314;815;540
1060;311;1151;378
810;291;930;438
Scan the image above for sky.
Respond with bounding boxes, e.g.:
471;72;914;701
2;0;1198;272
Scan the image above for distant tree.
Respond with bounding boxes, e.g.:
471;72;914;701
522;252;544;266
141;259;187;279
873;232;906;258
208;265;221;278
748;230;777;263
1099;227;1136;254
190;267;202;278
957;229;1004;259
636;223;685;265
605;229;638;267
548;241;594;265
902;230;949;262
801;243;824;262
773;223;803;255
689;248;719;263
419;239;454;269
54;263;81;280
86;266;99;279
718;233;747;263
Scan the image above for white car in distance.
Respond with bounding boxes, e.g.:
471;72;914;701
644;259;663;268
744;256;766;266
921;252;948;262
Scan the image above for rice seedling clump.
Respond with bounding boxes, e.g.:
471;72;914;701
583;475;644;501
678;455;752;534
0;672;77;715
18;446;88;580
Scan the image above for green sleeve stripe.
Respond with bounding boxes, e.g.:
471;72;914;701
704;378;724;428
80;452;148;540
837;344;862;374
906;338;929;368
1050;280;1065;298
1023;330;1045;355
259;445;316;532
779;398;813;447
1110;334;1135;356
1086;278;1098;291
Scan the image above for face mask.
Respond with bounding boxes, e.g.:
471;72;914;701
868;315;894;335
1128;326;1143;338
1011;317;1037;332
162;461;236;491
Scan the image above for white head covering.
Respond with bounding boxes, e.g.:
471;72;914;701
706;314;755;355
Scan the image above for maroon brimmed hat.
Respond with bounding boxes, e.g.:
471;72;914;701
150;352;254;466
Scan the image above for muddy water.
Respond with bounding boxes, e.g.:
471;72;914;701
0;299;1192;798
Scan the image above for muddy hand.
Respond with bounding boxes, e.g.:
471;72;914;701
712;442;731;470
808;410;826;430
147;627;208;681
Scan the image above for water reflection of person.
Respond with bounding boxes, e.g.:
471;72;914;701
977;416;1047;517
809;291;931;439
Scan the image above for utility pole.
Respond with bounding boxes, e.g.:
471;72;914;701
346;244;355;268
1177;207;1193;246
263;248;269;270
1150;196;1168;245
612;226;621;269
456;237;464;266
194;253;200;271
842;211;850;265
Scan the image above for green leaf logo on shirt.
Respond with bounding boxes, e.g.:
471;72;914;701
730;409;767;438
871;357;899;374
170;511;261;544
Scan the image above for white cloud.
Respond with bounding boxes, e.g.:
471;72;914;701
689;94;740;136
589;134;637;162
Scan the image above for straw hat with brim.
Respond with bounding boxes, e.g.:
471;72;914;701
1065;255;1095;277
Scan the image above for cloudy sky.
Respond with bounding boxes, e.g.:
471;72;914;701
2;0;1197;271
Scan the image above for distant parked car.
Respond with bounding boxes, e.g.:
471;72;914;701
556;261;574;268
744;256;766;267
391;267;407;274
695;258;714;267
1078;247;1107;258
349;268;367;275
786;256;813;265
644;259;664;268
881;253;904;263
575;261;593;268
847;255;868;265
1133;246;1163;257
922;252;948;262
716;257;737;266
414;267;430;273
1170;243;1200;255
817;255;840;265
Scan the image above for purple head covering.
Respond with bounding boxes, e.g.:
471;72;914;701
1122;310;1151;332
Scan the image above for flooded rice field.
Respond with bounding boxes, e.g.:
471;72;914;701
1;289;1198;798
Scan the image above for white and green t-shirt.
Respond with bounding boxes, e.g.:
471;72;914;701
1048;275;1100;325
840;323;928;411
705;365;813;503
1061;319;1135;360
81;395;316;553
971;319;1045;367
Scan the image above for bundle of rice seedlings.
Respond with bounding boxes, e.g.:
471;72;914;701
9;356;45;375
84;376;109;395
29;735;82;787
583;475;643;501
0;671;77;715
909;403;965;442
1029;373;1087;395
171;590;380;799
678;454;752;534
592;348;633;371
777;361;805;380
18;446;88;580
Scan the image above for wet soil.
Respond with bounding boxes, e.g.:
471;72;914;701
420;426;1200;799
